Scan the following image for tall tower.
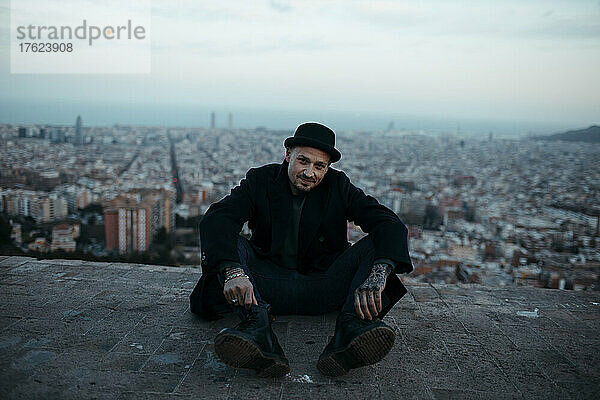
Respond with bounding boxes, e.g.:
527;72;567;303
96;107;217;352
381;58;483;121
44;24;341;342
104;196;153;254
75;115;83;145
210;112;215;129
228;113;232;130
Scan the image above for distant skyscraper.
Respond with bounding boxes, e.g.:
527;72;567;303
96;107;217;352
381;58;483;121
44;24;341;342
75;115;83;145
210;112;215;129
228;113;232;130
385;121;394;133
50;128;65;144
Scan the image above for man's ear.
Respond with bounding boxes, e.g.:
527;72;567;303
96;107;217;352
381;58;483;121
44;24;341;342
285;147;291;162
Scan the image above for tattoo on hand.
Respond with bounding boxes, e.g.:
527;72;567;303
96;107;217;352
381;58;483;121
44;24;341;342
358;263;392;292
372;263;393;277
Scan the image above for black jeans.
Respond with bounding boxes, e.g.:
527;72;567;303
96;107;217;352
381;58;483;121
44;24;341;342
224;235;393;316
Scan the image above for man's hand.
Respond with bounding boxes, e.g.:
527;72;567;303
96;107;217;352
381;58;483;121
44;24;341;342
354;263;393;320
223;267;258;310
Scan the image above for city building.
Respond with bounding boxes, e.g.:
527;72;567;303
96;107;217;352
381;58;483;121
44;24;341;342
31;195;68;223
75;115;83;146
50;223;79;252
104;196;155;254
10;222;22;245
126;188;176;234
28;237;49;253
0;189;67;222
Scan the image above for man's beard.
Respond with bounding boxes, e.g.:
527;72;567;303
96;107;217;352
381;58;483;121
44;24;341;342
294;175;316;192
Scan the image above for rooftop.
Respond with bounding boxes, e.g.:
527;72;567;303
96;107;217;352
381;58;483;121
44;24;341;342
1;256;599;399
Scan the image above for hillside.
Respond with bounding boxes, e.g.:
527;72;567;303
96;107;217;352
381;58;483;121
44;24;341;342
535;125;600;143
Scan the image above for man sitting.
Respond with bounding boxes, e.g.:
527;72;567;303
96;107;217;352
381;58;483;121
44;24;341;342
190;122;412;377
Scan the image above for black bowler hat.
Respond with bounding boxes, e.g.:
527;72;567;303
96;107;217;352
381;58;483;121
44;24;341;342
284;122;341;163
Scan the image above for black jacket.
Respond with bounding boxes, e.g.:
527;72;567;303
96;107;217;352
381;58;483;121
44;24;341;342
190;161;413;319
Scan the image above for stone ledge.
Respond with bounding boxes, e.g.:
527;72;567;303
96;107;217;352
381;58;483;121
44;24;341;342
1;256;599;399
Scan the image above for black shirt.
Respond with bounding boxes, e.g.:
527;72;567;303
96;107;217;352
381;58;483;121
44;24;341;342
273;193;306;270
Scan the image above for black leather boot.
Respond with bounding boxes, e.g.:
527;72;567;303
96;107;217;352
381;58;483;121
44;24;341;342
214;304;290;378
317;311;395;376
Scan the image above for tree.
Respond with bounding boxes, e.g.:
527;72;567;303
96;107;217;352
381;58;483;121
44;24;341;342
87;215;96;225
81;203;103;214
423;205;442;229
0;216;11;244
153;227;168;245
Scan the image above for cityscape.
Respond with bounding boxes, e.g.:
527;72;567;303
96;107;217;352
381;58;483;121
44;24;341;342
1;115;598;292
2;2;600;397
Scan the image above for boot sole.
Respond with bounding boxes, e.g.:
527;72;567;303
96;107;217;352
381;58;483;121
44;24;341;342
214;333;290;378
317;325;395;377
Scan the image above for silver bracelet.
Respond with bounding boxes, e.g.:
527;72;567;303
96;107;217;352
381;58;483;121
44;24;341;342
224;267;244;277
224;272;248;283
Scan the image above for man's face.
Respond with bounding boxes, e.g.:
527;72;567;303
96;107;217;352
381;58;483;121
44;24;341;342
285;146;330;194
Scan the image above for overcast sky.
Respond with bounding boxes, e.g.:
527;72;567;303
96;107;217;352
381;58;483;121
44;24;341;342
0;0;599;130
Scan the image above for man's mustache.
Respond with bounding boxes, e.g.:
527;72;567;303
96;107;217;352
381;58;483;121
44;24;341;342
298;174;315;182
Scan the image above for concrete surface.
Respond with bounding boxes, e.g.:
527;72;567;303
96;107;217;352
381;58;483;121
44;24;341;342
0;255;599;399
